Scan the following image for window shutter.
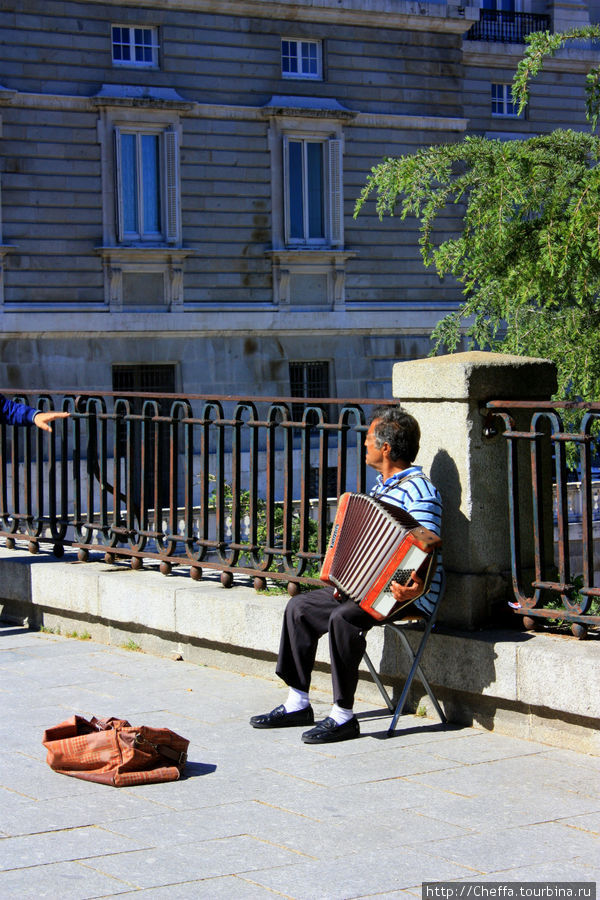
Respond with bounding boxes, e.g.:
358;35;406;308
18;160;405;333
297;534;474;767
328;138;343;246
282;135;291;246
164;129;180;244
114;128;124;242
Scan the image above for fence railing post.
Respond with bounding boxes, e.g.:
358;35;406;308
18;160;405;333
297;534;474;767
391;350;557;629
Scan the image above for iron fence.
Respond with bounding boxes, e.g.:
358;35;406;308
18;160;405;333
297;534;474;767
0;391;397;593
466;11;551;44
484;400;600;638
2;391;599;636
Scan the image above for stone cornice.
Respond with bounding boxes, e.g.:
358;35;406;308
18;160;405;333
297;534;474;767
0;91;467;131
95;246;194;261
261;95;357;120
51;0;479;34
92;84;194;110
0;90;468;130
354;111;467;130
0;305;461;335
463;41;600;73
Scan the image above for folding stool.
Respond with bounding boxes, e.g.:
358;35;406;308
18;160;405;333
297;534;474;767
362;601;446;735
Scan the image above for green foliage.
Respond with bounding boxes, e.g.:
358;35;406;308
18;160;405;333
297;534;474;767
513;27;600;128
212;478;325;580
121;639;143;652
354;28;600;403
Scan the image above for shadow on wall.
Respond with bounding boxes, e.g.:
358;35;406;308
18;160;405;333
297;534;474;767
376;449;501;721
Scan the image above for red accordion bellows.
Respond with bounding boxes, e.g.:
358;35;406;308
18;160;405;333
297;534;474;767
320;492;441;621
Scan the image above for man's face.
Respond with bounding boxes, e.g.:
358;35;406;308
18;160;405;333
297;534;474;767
364;419;385;471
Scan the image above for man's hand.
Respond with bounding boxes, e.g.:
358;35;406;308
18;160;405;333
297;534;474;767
389;571;424;604
33;411;70;433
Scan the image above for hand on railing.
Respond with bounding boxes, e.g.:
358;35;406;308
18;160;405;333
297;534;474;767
33;411;70;433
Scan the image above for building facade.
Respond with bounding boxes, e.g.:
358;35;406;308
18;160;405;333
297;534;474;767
0;0;598;402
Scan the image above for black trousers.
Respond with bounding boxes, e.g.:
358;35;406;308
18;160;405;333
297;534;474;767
275;586;377;709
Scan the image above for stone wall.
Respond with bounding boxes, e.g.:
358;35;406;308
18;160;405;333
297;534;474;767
0;546;597;754
0;1;596;400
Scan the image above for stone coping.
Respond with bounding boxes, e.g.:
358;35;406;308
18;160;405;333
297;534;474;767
0;545;597;754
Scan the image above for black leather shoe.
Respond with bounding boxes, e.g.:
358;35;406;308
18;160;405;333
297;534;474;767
301;716;360;744
250;704;314;729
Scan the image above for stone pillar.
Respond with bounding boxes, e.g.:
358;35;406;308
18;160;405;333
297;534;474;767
392;351;557;630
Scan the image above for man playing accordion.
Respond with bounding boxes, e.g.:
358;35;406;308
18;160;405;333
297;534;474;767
250;405;444;744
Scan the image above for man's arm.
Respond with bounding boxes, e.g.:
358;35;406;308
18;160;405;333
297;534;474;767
0;395;69;431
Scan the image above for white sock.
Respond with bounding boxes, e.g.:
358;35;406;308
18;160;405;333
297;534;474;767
284;687;310;713
330;703;354;725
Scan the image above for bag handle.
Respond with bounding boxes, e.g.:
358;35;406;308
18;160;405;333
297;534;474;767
133;734;188;768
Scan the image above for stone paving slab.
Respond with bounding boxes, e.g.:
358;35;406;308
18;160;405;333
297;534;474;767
0;625;598;898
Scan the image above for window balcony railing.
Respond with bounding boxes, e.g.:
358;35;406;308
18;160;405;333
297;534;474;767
466;10;551;44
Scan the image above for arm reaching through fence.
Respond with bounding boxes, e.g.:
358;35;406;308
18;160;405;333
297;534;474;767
0;394;70;431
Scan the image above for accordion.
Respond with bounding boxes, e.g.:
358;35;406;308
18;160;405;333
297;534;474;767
320;492;442;621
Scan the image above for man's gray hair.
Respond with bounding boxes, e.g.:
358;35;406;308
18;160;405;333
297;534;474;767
370;405;420;463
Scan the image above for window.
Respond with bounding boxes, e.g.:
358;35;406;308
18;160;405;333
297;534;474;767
290;361;337;494
286;139;324;242
264;99;353;308
113;364;176;499
114;127;180;243
482;0;520;9
113;363;176;395
96;90;190;310
491;83;519;116
112;25;159;67
281;39;322;80
0;113;9;304
283;136;342;247
289;361;330;421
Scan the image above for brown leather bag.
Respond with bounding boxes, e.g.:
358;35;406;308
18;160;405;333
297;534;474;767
42;715;189;787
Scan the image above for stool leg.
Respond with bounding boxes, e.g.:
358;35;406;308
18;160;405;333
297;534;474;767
394;629;447;725
362;651;395;712
387;623;446;735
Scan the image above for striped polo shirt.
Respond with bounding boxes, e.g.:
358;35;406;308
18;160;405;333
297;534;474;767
370;466;444;617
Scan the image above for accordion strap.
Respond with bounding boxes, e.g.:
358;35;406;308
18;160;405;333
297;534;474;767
372;470;432;500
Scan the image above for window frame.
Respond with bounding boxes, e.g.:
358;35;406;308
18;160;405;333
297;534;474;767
289;360;331;422
282;133;343;249
284;136;326;246
96;101;189;311
266;107;353;309
491;82;520;117
112;25;159;69
113;125;180;246
281;38;323;81
115;129;162;242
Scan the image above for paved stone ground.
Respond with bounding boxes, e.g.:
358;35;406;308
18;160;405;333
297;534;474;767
0;625;598;899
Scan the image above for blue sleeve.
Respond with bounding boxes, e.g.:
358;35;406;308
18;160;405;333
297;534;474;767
0;394;38;427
